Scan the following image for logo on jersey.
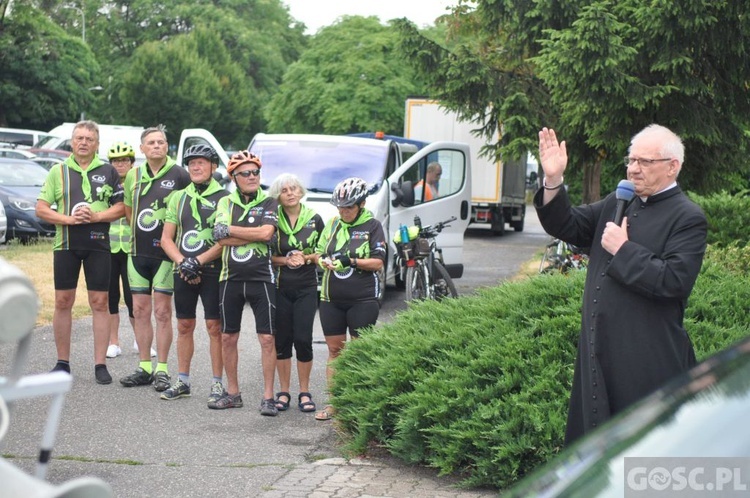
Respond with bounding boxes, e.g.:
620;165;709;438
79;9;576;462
91;174;106;183
333;268;354;279
182;230;205;252
71;201;90;215
137;209;160;231
161;180;176;189
231;246;254;262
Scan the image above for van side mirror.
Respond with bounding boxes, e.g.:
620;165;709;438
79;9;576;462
391;180;415;207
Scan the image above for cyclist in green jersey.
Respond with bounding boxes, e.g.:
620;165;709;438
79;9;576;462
159;144;229;406
119;125;190;392
36;121;125;385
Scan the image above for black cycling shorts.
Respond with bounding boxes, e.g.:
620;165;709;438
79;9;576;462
54;249;110;291
174;272;221;320
318;300;379;338
219;280;276;335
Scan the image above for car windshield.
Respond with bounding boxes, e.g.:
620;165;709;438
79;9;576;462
506;339;750;497
0;160;48;186
249;137;389;193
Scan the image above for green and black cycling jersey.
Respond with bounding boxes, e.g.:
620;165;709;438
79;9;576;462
274;203;324;289
316;209;386;303
124;158;190;260
215;188;278;283
37;156;124;252
165;179;229;276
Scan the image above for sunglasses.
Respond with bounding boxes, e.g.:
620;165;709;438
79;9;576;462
233;169;261;178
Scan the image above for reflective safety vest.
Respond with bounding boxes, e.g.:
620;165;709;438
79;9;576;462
109;216;131;254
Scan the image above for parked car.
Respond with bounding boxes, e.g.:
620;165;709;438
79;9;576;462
0;127;51;149
30;156;65;171
27;147;71;160
0;148;37;160
0;158;55;242
505;336;750;497
0;197;7;244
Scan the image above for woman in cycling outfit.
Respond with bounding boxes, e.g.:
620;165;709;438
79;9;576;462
314;177;386;421
269;174;324;414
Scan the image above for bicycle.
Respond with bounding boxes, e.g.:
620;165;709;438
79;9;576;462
539;238;589;274
396;216;459;301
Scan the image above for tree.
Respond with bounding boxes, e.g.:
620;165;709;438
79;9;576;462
397;0;750;201
0;3;100;129
120;37;223;142
84;0;306;137
265;16;425;135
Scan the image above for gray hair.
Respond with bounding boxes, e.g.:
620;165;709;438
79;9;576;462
631;124;685;165
268;173;307;199
141;124;168;143
73;120;100;140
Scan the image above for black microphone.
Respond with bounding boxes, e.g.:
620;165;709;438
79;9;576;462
613;180;635;225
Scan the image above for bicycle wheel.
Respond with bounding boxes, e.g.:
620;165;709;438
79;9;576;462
432;260;458;299
539;242;563;274
405;262;429;301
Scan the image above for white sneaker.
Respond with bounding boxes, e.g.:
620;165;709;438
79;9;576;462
133;339;157;358
106;344;122;358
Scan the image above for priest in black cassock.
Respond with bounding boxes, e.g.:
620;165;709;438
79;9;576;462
534;124;707;445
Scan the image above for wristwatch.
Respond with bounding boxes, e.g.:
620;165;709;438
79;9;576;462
351;258;358;269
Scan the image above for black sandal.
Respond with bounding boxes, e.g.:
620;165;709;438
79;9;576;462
298;392;316;412
275;391;291;411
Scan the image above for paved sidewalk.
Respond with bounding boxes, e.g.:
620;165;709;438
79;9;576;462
264;456;496;497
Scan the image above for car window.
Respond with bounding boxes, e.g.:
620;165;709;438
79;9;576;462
0;161;49;186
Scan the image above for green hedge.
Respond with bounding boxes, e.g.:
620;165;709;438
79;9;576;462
689;190;750;247
330;245;750;489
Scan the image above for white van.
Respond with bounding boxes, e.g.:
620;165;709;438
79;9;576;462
177;129;472;291
36;123;146;164
0;127;52;149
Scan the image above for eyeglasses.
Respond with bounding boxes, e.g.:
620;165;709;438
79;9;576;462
624;157;672;168
73;136;97;143
233;169;260;178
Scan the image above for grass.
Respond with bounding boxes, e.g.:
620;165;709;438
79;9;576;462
1;239;91;327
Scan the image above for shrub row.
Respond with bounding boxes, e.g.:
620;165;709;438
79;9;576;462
330;244;750;489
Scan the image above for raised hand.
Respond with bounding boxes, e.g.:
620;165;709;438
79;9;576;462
538;128;568;181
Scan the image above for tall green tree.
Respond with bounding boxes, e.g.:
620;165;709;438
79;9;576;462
397;0;750;200
84;0;306;136
120;36;223;142
0;3;99;129
265;16;424;135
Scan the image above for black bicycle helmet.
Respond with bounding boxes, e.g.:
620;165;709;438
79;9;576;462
330;177;368;207
183;144;219;166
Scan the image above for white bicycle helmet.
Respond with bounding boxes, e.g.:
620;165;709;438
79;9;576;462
330;177;368;207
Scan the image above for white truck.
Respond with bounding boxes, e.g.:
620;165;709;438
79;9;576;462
177;129;472;292
404;98;527;235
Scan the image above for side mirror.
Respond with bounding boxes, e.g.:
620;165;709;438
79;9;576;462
391;180;415;207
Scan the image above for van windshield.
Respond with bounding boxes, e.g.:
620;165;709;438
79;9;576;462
249;137;389;193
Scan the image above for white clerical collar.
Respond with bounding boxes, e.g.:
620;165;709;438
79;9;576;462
640;181;677;202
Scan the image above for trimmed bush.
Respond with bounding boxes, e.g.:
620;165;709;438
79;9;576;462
330;245;750;489
689;190;750;247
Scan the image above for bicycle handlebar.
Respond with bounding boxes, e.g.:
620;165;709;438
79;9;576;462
416;216;457;238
